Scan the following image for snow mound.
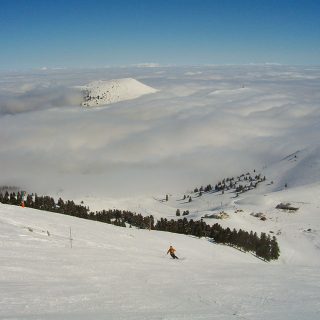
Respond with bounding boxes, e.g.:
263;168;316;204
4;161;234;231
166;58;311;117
80;78;158;107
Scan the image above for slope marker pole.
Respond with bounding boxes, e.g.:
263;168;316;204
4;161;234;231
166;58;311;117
69;227;73;248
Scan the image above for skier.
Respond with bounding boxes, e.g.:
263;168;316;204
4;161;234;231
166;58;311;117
167;245;179;259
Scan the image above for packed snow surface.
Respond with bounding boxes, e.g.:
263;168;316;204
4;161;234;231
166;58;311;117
0;202;319;320
80;78;158;106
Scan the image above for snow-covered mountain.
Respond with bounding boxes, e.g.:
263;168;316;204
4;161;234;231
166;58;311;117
79;146;320;267
79;78;158;107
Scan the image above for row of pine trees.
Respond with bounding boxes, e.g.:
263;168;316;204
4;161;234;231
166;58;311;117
155;218;279;261
0;191;279;261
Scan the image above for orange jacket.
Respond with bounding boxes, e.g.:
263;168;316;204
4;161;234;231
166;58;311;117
167;246;176;254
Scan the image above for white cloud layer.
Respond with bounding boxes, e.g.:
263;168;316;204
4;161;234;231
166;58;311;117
0;65;319;198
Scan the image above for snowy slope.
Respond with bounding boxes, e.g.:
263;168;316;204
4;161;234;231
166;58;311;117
264;147;320;191
78;147;320;267
79;78;158;107
1;203;319;319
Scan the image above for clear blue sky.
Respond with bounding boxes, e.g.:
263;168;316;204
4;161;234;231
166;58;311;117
0;0;319;70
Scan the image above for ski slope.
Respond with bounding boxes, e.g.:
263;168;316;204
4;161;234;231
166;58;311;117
0;201;319;319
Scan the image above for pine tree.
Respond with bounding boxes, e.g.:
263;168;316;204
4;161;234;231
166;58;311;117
26;194;34;207
256;233;271;261
3;191;9;204
10;192;17;205
270;236;280;260
229;228;238;246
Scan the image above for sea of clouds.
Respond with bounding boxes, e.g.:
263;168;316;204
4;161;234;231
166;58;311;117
0;65;319;198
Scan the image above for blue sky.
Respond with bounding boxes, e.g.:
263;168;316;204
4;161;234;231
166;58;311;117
0;0;319;70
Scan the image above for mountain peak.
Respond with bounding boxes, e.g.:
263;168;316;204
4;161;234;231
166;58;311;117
80;78;158;107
